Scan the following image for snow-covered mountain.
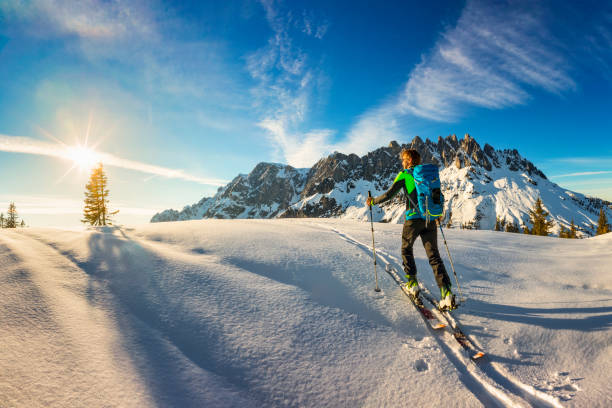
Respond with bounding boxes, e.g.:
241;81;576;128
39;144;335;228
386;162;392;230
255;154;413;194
151;134;611;237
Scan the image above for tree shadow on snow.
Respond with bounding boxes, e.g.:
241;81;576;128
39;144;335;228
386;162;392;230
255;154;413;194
486;353;542;367
224;257;393;327
76;229;259;408
465;298;612;332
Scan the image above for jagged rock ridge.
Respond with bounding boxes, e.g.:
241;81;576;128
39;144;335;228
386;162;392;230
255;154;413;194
151;134;611;237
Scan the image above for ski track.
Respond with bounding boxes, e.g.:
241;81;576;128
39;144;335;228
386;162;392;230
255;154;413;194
418;285;564;408
318;223;564;408
4;222;597;407
111;224;521;408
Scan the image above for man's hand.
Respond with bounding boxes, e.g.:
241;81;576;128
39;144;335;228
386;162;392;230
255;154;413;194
366;197;374;207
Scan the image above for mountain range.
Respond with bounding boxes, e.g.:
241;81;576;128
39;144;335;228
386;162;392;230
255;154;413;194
151;134;611;237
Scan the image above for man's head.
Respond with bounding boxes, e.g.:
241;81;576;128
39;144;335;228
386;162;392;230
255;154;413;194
400;148;421;169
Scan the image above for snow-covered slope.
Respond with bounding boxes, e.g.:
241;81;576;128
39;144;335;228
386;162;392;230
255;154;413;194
152;135;611;237
1;220;611;407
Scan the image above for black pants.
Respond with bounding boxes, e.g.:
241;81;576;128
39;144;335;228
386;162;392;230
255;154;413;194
402;219;451;288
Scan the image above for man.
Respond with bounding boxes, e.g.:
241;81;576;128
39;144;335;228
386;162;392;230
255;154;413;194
366;148;456;309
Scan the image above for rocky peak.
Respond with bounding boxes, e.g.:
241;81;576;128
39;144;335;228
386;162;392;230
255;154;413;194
303;154;350;196
218;162;306;214
499;149;547;180
302;144;402;198
483;143;501;168
458;133;492;171
448;134;460;149
247;162;284;183
434;136;456;167
151;133;583;231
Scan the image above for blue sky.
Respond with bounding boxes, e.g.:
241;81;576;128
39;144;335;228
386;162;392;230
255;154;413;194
0;0;611;226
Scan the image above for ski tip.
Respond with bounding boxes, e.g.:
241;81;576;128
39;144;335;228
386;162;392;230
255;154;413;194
433;323;447;330
472;352;485;360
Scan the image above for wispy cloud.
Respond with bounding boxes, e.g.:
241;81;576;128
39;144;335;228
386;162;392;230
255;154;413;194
551;171;612;178
0;0;248;129
548;157;612;166
337;105;403;156
0;134;227;186
582;9;612;79
337;0;582;156
248;0;334;167
0;0;156;41
397;0;575;122
301;9;329;39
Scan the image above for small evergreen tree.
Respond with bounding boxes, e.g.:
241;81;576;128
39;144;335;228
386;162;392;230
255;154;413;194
569;220;578;239
6;202;18;228
0;212;4;228
596;208;610;235
505;221;519;233
82;163;118;226
461;220;476;230
20;220;26;228
560;221;578;239
527;197;553;236
523;225;530;234
495;216;501;231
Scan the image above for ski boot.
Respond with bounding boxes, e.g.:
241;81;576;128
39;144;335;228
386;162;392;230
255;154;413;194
439;284;457;311
404;275;420;298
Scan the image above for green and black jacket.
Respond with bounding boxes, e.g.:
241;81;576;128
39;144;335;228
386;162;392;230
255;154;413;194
372;168;423;220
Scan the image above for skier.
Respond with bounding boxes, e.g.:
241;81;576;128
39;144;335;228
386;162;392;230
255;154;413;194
366;148;456;310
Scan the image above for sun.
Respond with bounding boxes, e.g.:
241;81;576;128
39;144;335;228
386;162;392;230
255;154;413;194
65;145;100;171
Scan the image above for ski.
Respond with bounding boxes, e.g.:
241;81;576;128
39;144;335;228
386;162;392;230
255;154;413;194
419;289;485;360
384;265;446;330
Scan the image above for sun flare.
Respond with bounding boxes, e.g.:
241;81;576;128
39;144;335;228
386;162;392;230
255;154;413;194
65;145;100;171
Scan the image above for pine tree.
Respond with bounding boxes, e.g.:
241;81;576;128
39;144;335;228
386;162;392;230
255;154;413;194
523;225;530;234
596;208;610;235
559;225;568;238
82;163;118;226
527;197;553;236
560;221;578;239
495;216;501;231
6;202;18;228
569;220;578;239
20;220;26;228
505;220;519;233
0;212;4;228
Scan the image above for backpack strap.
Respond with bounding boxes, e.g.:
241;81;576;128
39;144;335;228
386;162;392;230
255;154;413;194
394;169;416;194
394;169;421;220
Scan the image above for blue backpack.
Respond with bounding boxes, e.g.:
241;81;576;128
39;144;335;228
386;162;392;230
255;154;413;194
412;164;444;221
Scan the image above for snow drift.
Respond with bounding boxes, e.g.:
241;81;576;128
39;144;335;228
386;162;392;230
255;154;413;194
1;220;611;407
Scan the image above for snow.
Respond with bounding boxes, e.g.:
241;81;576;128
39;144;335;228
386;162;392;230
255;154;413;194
151;142;611;239
1;219;611;407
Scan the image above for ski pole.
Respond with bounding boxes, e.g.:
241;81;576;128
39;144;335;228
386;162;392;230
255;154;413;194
438;222;465;302
368;191;381;292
